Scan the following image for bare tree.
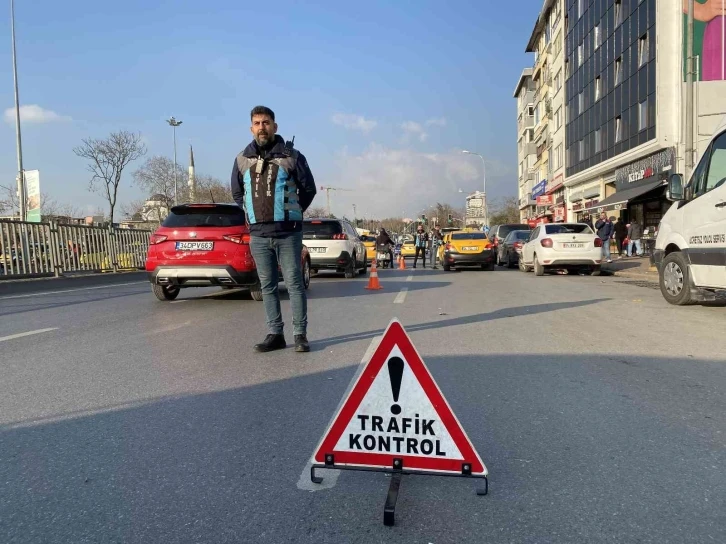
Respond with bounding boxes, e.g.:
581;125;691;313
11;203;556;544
132;156;183;206
0;184;61;219
120;199;146;220
304;206;329;219
195;174;233;204
41;196;84;222
488;196;520;225
73;131;147;225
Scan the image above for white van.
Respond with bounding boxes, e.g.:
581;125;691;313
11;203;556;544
654;117;726;305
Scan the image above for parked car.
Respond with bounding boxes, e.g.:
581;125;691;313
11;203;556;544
488;224;532;265
145;203;311;301
360;235;378;264
441;230;495;271
519;222;602;276
497;230;530;269
400;239;416;259
655;116;726;305
303;218;367;278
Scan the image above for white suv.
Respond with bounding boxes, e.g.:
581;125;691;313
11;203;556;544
303;219;367;278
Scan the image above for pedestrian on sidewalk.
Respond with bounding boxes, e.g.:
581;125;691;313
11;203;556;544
595;212;614;263
627;219;644;257
614;217;628;257
413;224;429;268
231;105;317;353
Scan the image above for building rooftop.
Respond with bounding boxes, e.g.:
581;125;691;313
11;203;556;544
513;67;534;97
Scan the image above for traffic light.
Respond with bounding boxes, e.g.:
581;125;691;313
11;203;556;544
421;214;427;225
447;213;453;225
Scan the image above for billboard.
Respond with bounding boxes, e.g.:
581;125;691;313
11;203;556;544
24;170;41;223
684;1;726;81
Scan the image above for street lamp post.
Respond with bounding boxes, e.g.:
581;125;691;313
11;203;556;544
10;0;26;221
462;150;488;228
167;117;183;205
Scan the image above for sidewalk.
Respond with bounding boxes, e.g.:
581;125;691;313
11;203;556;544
602;254;658;280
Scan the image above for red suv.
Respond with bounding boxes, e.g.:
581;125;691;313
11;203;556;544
145;203;310;301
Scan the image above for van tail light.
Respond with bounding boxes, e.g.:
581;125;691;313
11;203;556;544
223;234;251;245
149;234;168;245
332;233;348;240
594;238;603;247
540;238;553;248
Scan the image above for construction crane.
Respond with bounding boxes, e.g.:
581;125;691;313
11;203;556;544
319;186;353;217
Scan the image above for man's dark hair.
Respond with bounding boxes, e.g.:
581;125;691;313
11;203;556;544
251;106;275;121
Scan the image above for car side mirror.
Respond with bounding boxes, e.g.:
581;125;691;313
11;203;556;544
667;174;685;202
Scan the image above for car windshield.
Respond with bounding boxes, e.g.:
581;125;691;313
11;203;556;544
498;225;531;238
162;205;246;227
506;231;531;242
303;221;343;239
451;232;487;240
361;236;377;243
545;224;593;235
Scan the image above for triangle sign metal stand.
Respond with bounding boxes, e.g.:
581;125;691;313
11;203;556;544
309;319;489;526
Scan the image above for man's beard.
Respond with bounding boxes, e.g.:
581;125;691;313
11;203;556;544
255;132;271;146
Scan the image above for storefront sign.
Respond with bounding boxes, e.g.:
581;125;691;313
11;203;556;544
572;202;584;211
554;206;566;222
532;180;547;198
546;174;564;195
584;199;599;209
597;202;626;213
615;147;675;190
536;194;554;206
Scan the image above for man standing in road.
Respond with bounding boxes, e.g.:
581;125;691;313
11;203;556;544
595;212;614;263
430;226;443;269
231;106;317;353
413;224;429;268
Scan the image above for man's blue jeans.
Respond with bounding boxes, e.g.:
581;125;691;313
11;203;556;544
250;232;307;336
600;238;611;260
627;239;643;257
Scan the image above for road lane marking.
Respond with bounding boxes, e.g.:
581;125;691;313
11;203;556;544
170;300;189;304
0;328;58;343
405;275;413;282
394;288;408;304
296;335;383;492
143;321;191;336
0;281;146;300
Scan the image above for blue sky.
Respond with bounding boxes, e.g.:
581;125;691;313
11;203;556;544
0;0;542;220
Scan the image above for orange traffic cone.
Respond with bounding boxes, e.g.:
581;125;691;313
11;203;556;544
399;254;406;270
365;259;383;290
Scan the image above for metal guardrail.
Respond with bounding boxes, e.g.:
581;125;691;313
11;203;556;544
0;219;151;279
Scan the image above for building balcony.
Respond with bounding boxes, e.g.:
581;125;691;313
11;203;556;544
518;115;534;134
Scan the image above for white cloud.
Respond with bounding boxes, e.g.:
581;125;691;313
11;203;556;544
3;104;71;125
425;117;447;127
401;121;428;142
331;113;377;133
324;144;506;218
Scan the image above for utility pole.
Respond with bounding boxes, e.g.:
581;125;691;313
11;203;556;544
167;117;182;205
11;0;26;221
352;203;357;226
685;0;695;177
319;186;352;217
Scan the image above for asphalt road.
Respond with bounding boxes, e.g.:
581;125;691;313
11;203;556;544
1;265;725;543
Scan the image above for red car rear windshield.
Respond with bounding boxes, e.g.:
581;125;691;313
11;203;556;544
162;206;246;228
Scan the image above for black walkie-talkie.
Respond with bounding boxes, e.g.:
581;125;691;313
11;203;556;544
284;135;295;154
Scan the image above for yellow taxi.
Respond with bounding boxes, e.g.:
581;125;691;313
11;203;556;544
440;229;494;271
360;235;378;264
400;239;417;259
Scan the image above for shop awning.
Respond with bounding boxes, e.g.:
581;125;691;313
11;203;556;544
593;180;666;211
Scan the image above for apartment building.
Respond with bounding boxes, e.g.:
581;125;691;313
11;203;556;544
520;0;568;225
514;68;537;222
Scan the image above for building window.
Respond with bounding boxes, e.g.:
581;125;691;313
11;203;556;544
615;116;623;142
594;25;601;50
638;99;648;131
578;43;584;66
615;57;623;86
554;70;561;91
555;144;563;169
528;105;535;117
578;140;585;161
595;129;602;153
578;92;584;115
615;0;623;27
595;77;602;101
555;107;562;129
565;60;570;78
578;0;584;19
639;34;649;66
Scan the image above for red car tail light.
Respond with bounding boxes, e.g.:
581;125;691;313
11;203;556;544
332;233;348;240
540;238;553;248
223;234;251;245
594;238;603;247
149;234;167;245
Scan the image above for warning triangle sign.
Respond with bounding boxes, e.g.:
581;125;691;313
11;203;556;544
312;319;487;476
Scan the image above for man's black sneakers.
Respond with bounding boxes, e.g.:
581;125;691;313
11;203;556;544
294;335;310;353
254;334;286;353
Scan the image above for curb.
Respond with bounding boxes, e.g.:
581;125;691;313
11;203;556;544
0;271;148;297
